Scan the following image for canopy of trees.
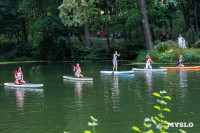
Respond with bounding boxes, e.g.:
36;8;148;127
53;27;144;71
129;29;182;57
0;0;199;61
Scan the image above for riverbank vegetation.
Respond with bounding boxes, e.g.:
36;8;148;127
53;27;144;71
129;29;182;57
136;41;200;63
0;0;200;62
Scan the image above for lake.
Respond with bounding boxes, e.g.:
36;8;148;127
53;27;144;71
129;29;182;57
0;61;199;133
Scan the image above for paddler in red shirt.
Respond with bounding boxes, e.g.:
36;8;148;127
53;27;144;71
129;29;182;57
73;63;83;78
14;67;26;85
145;53;153;69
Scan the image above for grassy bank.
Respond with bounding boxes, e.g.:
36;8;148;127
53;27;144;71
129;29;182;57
136;40;200;63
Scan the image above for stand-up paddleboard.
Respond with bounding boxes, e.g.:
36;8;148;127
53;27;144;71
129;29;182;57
63;76;93;81
160;66;200;70
132;68;167;71
100;71;134;75
4;83;43;88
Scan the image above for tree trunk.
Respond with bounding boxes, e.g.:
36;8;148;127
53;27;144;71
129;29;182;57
84;23;92;47
129;29;132;42
139;0;153;51
22;18;28;43
12;33;18;44
124;30;127;42
194;0;199;33
170;19;173;40
77;27;83;42
106;22;110;52
182;3;190;32
105;0;110;52
66;32;74;57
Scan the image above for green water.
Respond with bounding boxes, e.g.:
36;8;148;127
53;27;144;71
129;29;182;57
0;61;200;133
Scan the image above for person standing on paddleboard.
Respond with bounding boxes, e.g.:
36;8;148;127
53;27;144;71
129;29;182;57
145;53;153;69
177;55;184;67
14;67;26;85
113;51;120;71
73;63;83;78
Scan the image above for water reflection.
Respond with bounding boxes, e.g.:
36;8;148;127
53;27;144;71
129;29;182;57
146;72;153;91
100;75;134;112
75;81;83;98
178;70;188;106
112;75;120;111
63;79;93;110
15;88;25;111
4;87;43;113
179;70;188;89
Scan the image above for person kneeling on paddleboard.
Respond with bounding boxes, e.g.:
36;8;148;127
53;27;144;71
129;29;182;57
177;55;184;67
73;63;83;78
145;53;153;69
14;66;26;85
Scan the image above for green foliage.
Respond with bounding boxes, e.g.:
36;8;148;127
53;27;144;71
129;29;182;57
72;44;92;60
58;0;96;27
87;47;110;60
136;41;200;63
184;27;198;48
194;39;200;48
136;50;149;62
0;42;34;61
85;116;98;133
31;15;66;61
132;90;186;133
183;48;200;62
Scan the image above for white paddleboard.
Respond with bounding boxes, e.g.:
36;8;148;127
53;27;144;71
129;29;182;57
132;68;167;71
100;71;134;75
63;76;93;81
4;83;43;88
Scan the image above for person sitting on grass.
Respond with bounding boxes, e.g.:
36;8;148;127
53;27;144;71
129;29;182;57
14;66;26;85
145;53;153;69
73;63;83;78
177;55;184;67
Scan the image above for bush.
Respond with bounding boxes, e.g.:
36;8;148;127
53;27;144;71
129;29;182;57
182;48;200;62
153;40;178;53
72;44;91;60
0;42;34;61
195;39;200;48
184;27;198;48
110;41;146;60
135;50;148;62
136;40;200;63
87;46;110;60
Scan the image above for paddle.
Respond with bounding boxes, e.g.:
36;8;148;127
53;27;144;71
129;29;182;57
70;63;75;68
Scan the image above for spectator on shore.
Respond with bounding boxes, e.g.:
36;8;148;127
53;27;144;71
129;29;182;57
115;33;118;39
178;34;183;48
166;32;169;40
100;30;104;39
159;32;163;41
118;33;121;39
182;38;187;50
97;30;100;39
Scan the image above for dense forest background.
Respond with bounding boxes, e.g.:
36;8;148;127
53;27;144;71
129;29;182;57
0;0;200;62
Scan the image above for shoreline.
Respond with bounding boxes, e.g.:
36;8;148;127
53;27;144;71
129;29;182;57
0;60;199;65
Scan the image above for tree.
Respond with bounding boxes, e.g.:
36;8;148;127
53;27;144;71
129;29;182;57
139;0;153;51
58;0;96;48
0;1;21;44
